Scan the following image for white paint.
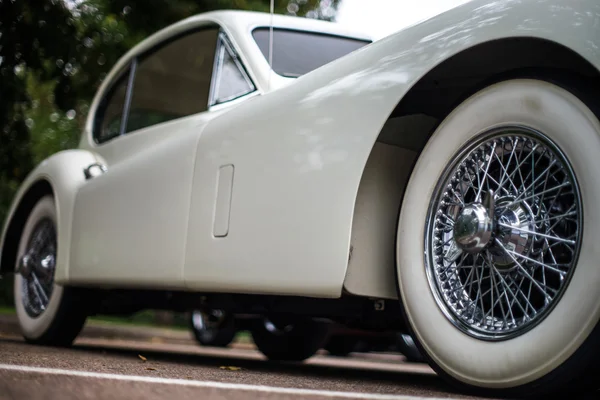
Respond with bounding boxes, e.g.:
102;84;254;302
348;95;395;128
3;0;599;314
0;363;451;400
336;0;473;40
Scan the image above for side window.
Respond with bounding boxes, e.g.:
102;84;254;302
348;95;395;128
126;27;220;133
95;67;130;143
93;27;254;144
210;33;255;106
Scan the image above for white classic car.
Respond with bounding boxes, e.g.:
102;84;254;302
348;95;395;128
2;1;600;397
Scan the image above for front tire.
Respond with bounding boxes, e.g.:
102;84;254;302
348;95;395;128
14;195;88;346
397;78;600;397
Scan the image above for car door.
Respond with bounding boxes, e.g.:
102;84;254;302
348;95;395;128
69;26;257;287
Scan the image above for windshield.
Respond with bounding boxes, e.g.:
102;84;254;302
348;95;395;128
252;28;371;78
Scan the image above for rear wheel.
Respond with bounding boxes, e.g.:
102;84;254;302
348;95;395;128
250;316;330;361
14;195;88;346
397;78;600;397
190;309;237;347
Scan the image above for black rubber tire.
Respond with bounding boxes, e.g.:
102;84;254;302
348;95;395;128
250;317;331;361
395;333;424;363
190;310;237;347
324;335;360;357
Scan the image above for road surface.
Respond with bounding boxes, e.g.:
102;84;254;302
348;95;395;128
0;315;497;400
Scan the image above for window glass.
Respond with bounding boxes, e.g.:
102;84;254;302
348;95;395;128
252;28;370;78
212;37;255;104
95;68;130;143
126;28;219;133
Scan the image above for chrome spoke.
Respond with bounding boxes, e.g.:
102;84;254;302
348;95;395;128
495;138;519;194
506;250;568;276
497;222;576;246
476;142;497;202
501;181;570;209
494;268;527;320
494;239;555;301
534;207;576;224
31;273;49;306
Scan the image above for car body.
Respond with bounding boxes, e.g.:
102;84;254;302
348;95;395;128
2;1;600;397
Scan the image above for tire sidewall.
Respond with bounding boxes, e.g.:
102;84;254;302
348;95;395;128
14;195;64;340
397;79;600;388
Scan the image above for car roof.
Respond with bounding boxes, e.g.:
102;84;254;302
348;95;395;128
195;9;373;42
85;10;374;139
96;9;374;96
121;10;373;63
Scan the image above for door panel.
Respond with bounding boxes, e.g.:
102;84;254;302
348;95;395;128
69;119;210;287
68;27;223;287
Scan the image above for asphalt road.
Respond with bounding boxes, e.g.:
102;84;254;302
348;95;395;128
0;316;497;400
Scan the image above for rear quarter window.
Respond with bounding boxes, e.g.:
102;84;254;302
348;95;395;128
252;28;371;77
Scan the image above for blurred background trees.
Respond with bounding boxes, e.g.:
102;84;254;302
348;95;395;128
0;0;339;306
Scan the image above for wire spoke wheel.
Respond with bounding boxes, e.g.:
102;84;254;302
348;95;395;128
426;126;582;340
18;218;57;318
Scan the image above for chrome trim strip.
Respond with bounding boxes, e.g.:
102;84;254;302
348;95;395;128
119;58;138;136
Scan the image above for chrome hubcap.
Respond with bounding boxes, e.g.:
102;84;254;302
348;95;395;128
453;194;494;253
18;218;57;318
192;309;226;341
426;127;582;340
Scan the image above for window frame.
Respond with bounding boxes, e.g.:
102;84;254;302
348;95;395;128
250;26;372;78
208;30;257;107
92;64;134;144
94;25;255;145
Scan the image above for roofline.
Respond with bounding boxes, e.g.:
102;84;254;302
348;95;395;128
83;10;374;142
125;10;373;62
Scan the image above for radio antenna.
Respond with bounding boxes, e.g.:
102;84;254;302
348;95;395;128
268;0;274;88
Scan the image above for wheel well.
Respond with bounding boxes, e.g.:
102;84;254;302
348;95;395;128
0;180;54;274
392;37;599;121
343;36;600;299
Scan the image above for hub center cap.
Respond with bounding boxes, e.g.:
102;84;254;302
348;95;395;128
452;193;536;272
17;254;33;278
453;203;493;252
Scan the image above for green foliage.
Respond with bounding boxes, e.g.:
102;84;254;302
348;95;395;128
0;0;339;306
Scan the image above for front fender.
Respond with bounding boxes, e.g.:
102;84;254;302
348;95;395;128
183;0;599;298
0;149;101;283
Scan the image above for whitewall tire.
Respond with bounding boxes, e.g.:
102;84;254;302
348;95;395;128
397;78;600;396
14;195;88;346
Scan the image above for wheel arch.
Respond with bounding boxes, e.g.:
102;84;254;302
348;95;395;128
391;36;599;121
0;180;54;276
0;149;101;282
343;36;600;300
